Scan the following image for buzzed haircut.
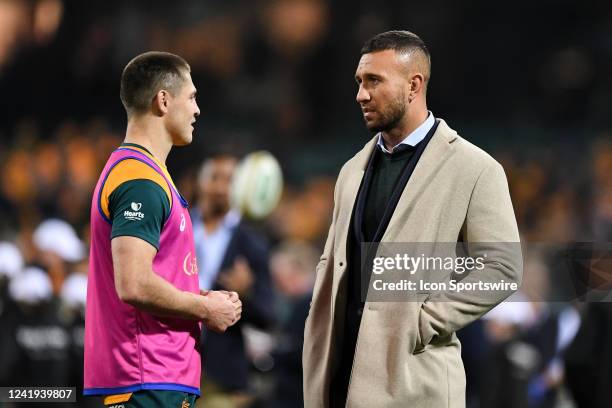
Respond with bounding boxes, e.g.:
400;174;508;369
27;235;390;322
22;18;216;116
361;30;431;87
120;51;190;117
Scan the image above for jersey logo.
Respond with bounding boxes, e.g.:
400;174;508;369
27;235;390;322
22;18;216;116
180;213;186;232
183;252;198;276
124;202;144;221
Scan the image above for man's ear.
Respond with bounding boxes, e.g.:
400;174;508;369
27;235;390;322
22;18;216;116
412;73;426;93
408;73;425;102
152;90;170;116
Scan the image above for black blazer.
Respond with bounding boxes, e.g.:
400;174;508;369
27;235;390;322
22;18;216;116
200;222;276;391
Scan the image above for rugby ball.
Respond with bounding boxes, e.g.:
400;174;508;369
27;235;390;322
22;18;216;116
231;151;283;219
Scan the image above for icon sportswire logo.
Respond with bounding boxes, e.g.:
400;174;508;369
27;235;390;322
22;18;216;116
124;202;144;221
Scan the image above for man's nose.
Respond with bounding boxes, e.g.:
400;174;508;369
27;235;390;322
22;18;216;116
356;85;370;103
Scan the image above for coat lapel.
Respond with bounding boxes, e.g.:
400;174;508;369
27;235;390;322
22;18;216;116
331;136;378;306
380;119;458;243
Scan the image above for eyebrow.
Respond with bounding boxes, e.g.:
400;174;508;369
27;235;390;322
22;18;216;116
355;73;381;82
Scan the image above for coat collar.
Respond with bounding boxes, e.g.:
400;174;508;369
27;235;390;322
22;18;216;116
347;118;457;200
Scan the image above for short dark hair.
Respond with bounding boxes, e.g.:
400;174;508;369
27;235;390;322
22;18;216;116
361;30;431;84
197;150;239;185
120;51;190;116
361;30;429;58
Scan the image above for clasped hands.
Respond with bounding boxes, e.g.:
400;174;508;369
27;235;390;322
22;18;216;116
199;289;242;333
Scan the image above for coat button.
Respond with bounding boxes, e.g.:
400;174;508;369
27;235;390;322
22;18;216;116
357;307;363;316
339;261;344;267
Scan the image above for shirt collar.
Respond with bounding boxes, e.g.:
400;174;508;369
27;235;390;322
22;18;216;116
120;142;153;156
376;111;435;154
193;208;241;232
222;209;242;229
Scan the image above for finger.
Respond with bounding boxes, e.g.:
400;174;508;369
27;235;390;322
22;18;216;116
217;290;235;300
230;291;239;302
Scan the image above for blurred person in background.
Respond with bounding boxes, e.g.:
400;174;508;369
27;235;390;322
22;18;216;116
84;51;241;407
1;266;71;389
0;241;24;385
266;241;317;408
303;30;521;407
59;269;94;407
32;218;86;295
0;224;90;405
478;251;581;408
0;241;24;317
564;172;612;408
564;302;612;408
192;153;275;408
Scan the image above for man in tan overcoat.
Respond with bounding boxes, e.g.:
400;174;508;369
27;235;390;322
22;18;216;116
302;30;522;408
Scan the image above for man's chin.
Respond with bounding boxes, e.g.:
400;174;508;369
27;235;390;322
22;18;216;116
173;134;193;146
365;121;385;133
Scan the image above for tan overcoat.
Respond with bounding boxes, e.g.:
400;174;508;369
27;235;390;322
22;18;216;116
303;119;522;408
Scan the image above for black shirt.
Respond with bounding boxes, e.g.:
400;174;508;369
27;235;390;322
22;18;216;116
363;144;416;242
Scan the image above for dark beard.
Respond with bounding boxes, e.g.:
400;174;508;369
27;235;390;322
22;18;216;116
209;202;229;218
203;201;230;220
366;93;406;133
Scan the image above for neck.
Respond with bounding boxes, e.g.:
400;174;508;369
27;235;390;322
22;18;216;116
204;212;227;233
381;104;428;150
124;114;172;164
